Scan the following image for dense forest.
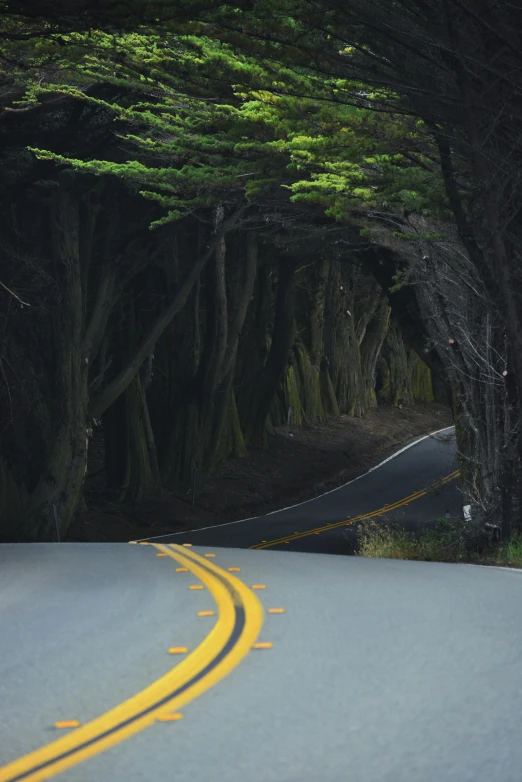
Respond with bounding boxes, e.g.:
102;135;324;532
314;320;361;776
0;0;520;542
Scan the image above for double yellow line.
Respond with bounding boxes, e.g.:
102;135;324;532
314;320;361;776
250;469;460;549
0;545;264;782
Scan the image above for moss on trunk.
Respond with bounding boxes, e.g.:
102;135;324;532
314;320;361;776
279;363;305;427
409;351;434;402
294;342;325;423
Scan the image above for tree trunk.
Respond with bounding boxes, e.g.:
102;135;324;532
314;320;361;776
323;260;366;416
361;245;451;405
440;3;522;530
247;259;297;445
310;258;329;366
102;390;127;491
102;374;157;503
360;297;391;408
156;227;203;484
292;341;324;423
236;260;272;429
140;355;161;487
185;224;229;472
205;232;258;468
320;357;340;416
378;322;414;406
196;212;228;422
123;375;157;502
15;190;88;541
218;230;258;384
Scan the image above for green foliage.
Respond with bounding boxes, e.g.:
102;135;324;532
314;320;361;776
284;114;451;224
3;16;453;232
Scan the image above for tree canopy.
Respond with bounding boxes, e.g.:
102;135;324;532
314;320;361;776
1;0;520;541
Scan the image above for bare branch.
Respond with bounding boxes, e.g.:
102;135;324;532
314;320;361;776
0;279;31;308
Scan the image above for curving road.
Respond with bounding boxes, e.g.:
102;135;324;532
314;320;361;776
146;425;463;552
1;426;521;782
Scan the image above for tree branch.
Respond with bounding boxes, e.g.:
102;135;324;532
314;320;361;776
81;265;117;363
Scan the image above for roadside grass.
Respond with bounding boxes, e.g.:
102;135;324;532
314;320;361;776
489;534;522;568
357;519;522;568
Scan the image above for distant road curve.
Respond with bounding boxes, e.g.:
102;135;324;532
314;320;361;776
145;425;462;552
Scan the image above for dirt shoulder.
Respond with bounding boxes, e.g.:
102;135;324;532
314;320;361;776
68;402;453;542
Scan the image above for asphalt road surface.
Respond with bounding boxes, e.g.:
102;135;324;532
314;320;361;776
1;426;521;782
146;425;462;552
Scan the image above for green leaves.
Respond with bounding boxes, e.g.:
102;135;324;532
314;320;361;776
12;14;449;230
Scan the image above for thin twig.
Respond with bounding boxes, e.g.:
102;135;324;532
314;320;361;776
0;280;31;308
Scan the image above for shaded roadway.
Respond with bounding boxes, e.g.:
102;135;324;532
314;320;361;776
146;426;462;552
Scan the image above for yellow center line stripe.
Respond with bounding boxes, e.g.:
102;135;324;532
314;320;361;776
0;545;264;782
250;470;460;549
